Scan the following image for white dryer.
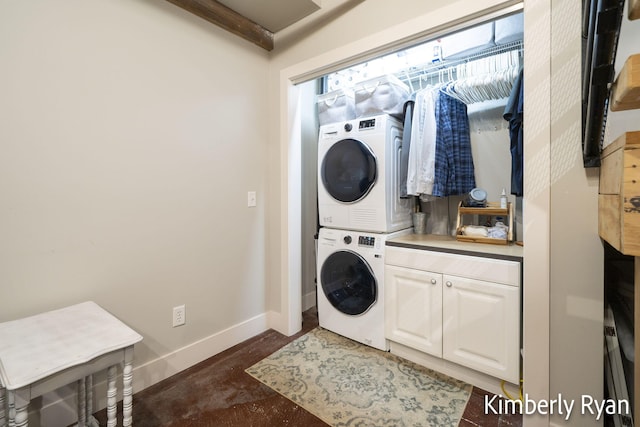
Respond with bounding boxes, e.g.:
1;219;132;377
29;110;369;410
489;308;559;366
316;227;411;351
317;114;413;233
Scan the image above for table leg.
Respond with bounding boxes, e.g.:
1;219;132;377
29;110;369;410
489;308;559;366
0;386;6;427
8;389;29;427
86;375;92;421
106;366;117;427
122;346;134;427
85;375;99;427
6;390;12;427
6;391;12;427
77;378;86;426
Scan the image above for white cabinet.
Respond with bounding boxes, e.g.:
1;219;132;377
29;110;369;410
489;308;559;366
385;246;521;384
385;265;442;356
442;274;520;382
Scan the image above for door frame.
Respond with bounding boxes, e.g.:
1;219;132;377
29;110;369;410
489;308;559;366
277;2;551;426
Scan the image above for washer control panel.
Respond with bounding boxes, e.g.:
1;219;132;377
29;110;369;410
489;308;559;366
358;118;376;130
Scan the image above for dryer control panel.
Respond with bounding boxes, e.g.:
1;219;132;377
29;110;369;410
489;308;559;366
358;235;376;247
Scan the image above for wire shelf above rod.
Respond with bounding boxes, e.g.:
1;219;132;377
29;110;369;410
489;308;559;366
397;39;524;93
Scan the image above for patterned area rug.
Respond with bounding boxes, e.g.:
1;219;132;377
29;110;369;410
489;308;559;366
245;327;472;427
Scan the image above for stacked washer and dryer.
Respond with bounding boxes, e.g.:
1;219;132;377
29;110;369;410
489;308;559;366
316;94;414;351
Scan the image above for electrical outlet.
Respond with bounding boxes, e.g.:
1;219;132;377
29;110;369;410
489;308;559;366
173;304;186;327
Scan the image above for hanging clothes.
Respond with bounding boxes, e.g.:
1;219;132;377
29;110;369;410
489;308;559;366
431;91;476;197
406;88;438;197
399;96;414;199
503;68;523;197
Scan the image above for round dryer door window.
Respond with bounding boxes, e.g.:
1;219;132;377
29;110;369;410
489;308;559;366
320;250;376;316
321;138;377;203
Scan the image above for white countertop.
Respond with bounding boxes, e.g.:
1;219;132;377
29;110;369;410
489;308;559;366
386;233;524;261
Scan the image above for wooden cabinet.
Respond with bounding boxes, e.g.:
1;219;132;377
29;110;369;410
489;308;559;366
599;131;640;255
598;10;640;423
599;133;640;422
385;246;521;384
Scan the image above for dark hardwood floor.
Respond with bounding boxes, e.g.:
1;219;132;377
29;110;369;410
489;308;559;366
93;309;522;426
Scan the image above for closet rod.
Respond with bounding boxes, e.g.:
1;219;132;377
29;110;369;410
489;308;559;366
398;39;523;87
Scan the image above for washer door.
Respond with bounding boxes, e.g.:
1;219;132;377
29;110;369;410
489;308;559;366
320;250;376;316
321;138;377;203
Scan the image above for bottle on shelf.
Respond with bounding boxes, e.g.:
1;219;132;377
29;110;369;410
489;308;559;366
500;188;508;209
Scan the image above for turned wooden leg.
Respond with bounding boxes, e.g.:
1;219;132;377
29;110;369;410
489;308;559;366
86;375;99;427
6;390;13;427
0;386;6;427
122;346;134;427
13;405;27;427
78;378;86;426
9;389;29;427
106;366;117;427
77;375;97;427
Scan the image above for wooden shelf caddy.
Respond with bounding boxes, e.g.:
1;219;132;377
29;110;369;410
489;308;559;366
611;54;640;112
631;0;640;20
455;201;514;245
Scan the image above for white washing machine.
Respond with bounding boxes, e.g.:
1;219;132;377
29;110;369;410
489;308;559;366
316;227;411;351
317;114;413;233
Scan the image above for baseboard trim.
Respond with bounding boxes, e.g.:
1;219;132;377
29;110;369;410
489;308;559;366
134;311;270;391
36;312;272;426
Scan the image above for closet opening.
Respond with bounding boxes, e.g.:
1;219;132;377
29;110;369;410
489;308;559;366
300;10;525;316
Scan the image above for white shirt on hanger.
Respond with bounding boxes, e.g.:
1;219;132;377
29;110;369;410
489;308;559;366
406;87;438;197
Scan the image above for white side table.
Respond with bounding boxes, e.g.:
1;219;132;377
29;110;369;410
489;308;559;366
0;301;142;427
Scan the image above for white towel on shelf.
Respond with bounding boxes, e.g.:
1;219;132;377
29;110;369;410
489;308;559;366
461;225;489;238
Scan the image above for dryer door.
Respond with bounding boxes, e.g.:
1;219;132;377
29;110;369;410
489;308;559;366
320;138;377;203
320;249;376;316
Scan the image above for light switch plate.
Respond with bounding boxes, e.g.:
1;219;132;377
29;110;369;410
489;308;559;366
248;191;256;207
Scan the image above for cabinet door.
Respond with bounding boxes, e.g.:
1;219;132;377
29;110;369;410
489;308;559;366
442;274;520;383
385;265;442;357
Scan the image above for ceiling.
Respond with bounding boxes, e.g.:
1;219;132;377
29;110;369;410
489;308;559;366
165;0;329;51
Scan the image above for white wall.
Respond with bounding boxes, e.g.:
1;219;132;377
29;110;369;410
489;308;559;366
548;0;603;425
299;79;320;311
0;0;270;420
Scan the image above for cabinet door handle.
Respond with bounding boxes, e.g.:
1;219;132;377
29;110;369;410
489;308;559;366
431;279;437;285
446;281;453;287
